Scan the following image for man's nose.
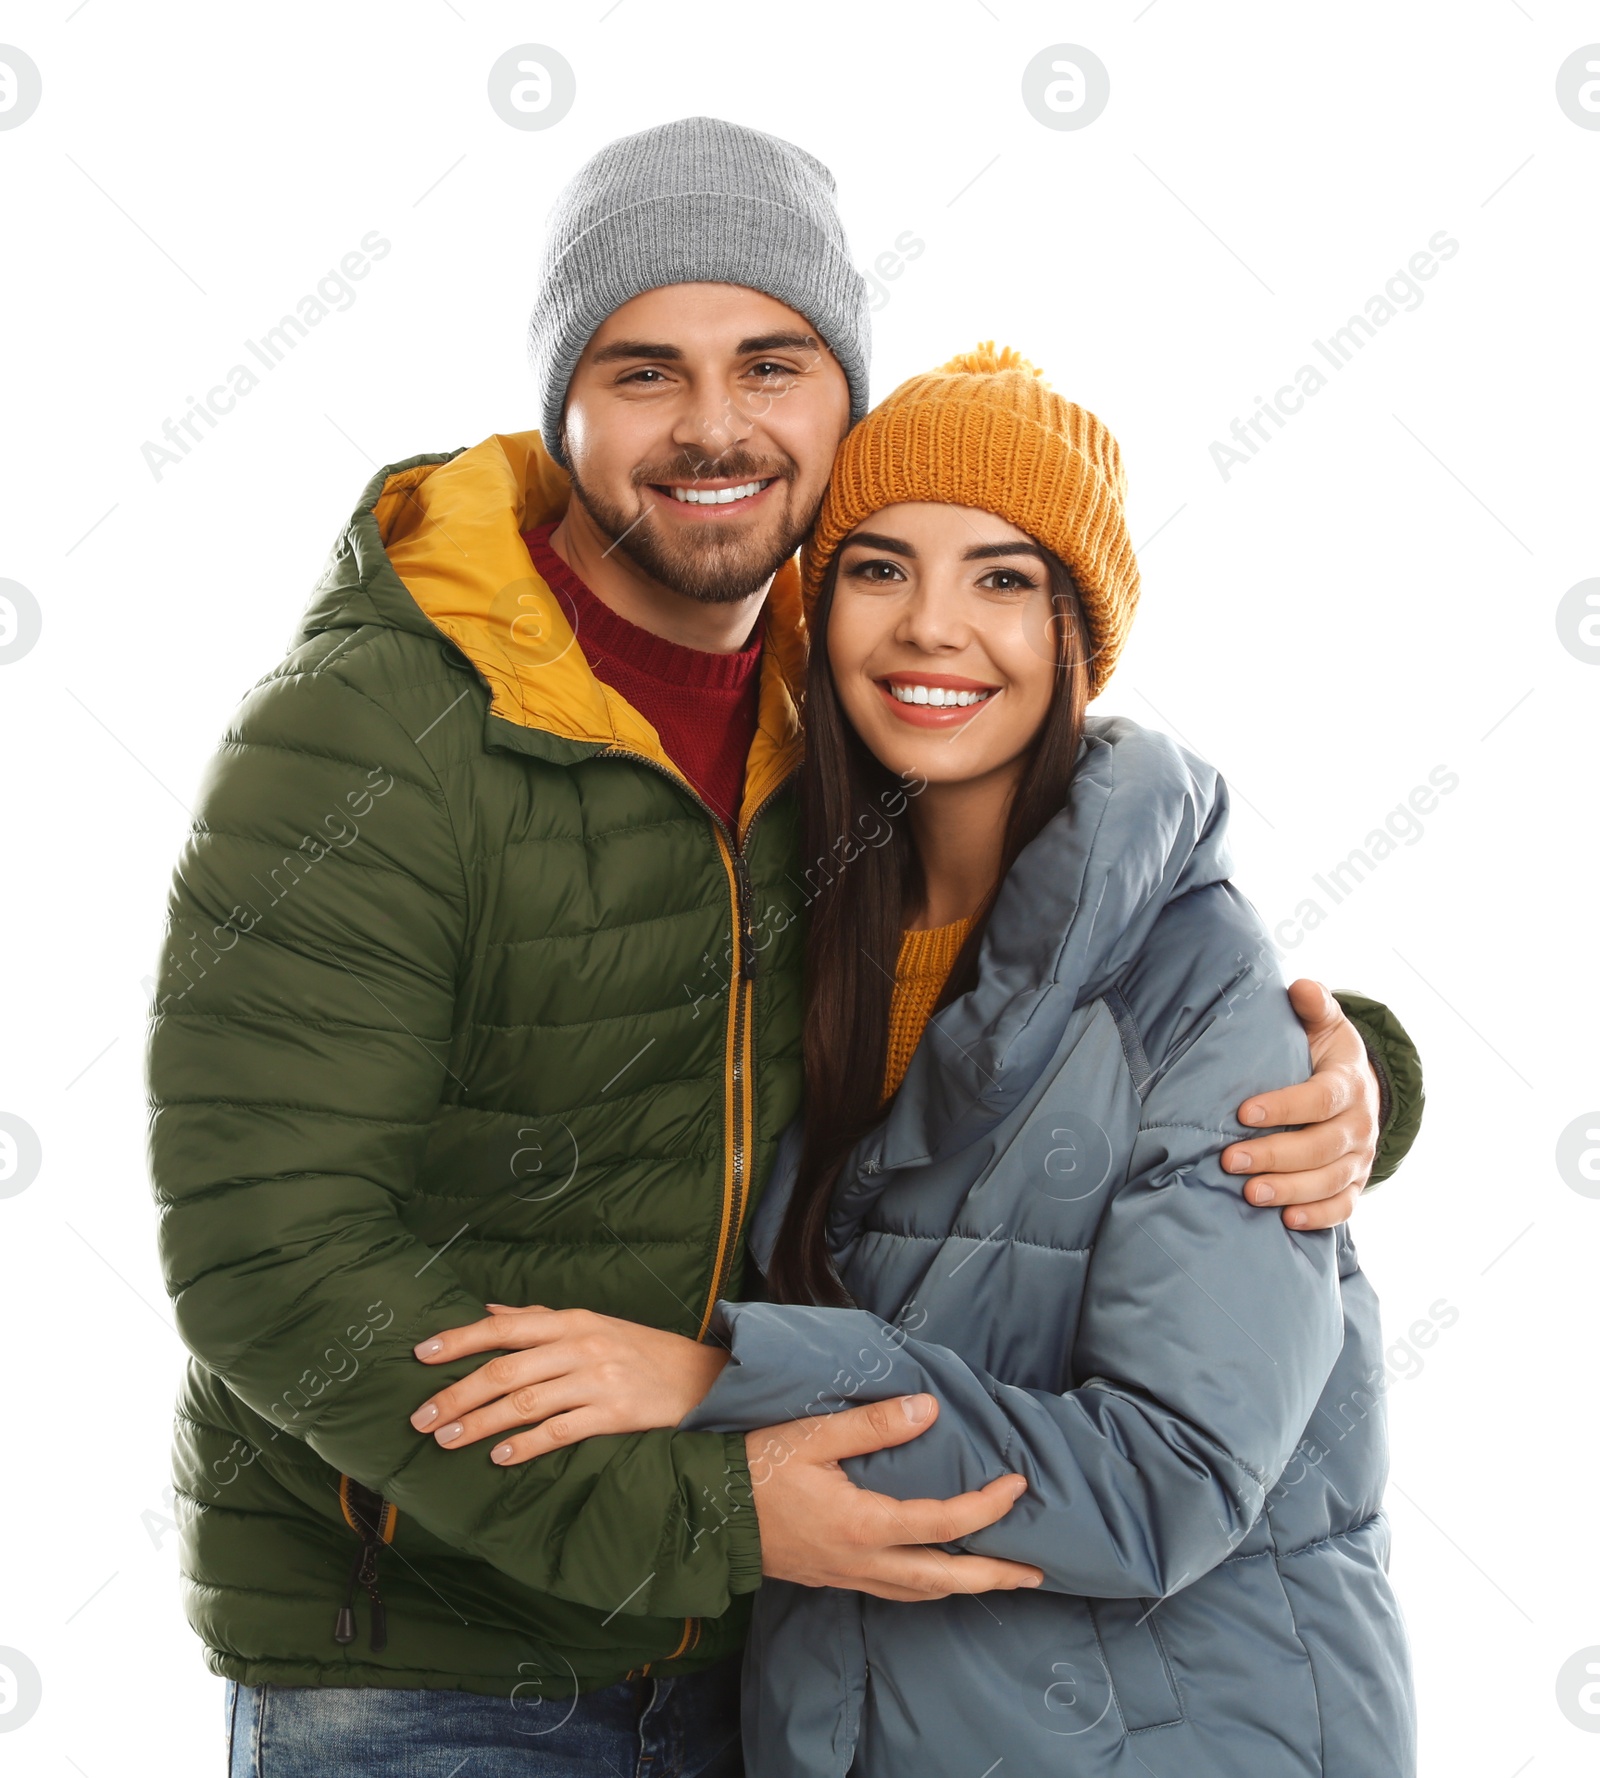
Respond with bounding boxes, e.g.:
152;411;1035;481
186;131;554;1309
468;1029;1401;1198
670;378;756;468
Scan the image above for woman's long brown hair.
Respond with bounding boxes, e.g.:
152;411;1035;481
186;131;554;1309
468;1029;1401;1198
765;544;1090;1307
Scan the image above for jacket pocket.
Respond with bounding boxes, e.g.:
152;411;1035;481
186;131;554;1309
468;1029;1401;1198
1088;1598;1184;1732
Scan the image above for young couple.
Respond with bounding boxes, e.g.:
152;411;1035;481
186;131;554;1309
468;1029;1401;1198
149;118;1418;1775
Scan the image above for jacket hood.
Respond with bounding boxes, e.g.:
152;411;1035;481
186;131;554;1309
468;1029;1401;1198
297;430;807;833
862;714;1233;1173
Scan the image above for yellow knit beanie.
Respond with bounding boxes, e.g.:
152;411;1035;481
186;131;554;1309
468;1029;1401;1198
801;343;1140;699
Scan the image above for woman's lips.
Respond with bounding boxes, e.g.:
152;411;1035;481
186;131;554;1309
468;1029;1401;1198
873;675;1000;728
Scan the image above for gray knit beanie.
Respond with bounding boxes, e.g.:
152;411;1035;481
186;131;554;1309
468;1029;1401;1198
528;116;870;463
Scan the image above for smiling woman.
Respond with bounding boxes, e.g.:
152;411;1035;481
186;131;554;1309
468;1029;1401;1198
802;502;1090;1123
685;342;1419;1777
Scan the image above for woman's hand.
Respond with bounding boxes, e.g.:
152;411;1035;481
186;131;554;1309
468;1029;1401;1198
410;1305;729;1465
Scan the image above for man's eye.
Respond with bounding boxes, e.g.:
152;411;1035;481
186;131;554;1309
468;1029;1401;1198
621;367;667;384
748;361;796;379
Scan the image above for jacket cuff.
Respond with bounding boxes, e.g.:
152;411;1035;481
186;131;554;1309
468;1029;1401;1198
682;1301;836;1434
1333;990;1425;1187
718;1432;764;1596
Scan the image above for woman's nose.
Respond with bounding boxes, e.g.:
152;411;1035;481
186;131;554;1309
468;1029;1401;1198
896;584;969;652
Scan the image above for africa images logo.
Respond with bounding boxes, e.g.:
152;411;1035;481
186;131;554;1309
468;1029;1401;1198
139;232;392;480
1210;230;1460;481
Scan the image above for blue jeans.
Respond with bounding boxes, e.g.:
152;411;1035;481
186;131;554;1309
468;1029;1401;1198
224;1662;743;1776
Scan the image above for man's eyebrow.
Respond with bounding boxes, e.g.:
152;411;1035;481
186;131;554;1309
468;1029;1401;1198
841;531;916;557
961;540;1050;563
736;331;822;355
588;340;684;365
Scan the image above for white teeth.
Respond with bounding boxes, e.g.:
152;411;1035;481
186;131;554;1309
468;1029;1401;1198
887;683;993;708
667;479;772;505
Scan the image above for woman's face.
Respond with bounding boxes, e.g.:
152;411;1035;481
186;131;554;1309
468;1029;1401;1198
826;502;1061;788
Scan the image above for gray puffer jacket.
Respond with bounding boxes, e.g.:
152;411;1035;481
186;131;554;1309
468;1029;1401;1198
685;715;1415;1777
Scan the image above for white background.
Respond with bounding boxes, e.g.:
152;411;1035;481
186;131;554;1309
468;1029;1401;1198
1;2;1596;1773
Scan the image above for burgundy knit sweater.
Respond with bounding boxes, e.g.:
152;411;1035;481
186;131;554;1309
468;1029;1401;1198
522;520;763;832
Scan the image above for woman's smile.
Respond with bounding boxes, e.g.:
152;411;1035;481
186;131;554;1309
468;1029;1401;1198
875;671;1000;726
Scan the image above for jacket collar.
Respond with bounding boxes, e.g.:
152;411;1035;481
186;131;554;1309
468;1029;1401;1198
305;431;806;835
854;715;1235;1177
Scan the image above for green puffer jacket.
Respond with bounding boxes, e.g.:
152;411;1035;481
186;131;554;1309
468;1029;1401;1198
147;431;1424;1702
148;433;808;1698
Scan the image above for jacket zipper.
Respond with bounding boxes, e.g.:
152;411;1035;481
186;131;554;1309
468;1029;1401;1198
699;777;792;1332
333;1475;394;1654
601;750;792;1339
700;829;754;1342
602;754;792;1666
334;1535;388;1654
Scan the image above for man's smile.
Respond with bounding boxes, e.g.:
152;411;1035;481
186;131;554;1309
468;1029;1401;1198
644;475;780;517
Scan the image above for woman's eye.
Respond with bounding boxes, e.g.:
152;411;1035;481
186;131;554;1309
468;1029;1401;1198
846;559;905;585
978;569;1036;593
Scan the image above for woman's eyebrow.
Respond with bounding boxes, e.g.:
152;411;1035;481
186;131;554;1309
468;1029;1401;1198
842;532;916;557
962;540;1050;563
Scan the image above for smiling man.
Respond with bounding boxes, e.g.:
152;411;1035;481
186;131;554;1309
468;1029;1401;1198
147;117;1423;1776
555;295;830;624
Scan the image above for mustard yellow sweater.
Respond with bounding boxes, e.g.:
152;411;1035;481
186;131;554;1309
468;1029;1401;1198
883;917;973;1099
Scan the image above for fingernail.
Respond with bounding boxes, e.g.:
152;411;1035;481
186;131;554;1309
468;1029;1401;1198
902;1394;933;1424
1242;1104;1265;1125
1288;1211;1307;1228
435;1422;463;1444
1230;1150;1251;1172
415;1338;443;1359
411;1403;439;1430
491;1443;514;1464
1007;1476;1028;1499
1253;1183;1275;1204
1022;1572;1044;1587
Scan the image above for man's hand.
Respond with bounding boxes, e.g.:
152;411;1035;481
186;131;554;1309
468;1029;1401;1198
746;1393;1043;1601
1223;978;1381;1232
410;1304;729;1465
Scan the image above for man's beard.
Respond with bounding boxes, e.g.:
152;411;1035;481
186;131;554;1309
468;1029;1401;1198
566;450;819;605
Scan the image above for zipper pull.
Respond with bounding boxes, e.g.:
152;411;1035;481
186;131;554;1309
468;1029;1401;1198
333;1546;364;1645
357;1540;387;1653
334;1538;388;1651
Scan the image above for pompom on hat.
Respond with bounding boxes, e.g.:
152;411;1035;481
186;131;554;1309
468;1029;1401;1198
801;343;1140;699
